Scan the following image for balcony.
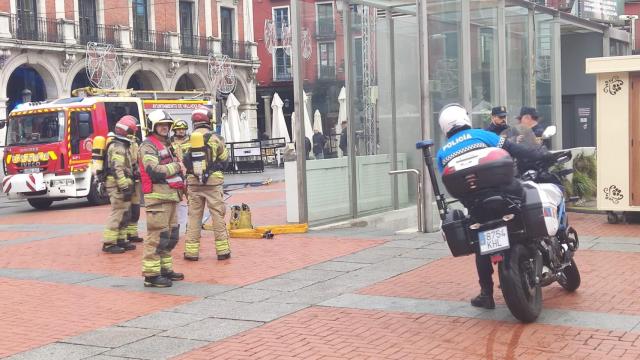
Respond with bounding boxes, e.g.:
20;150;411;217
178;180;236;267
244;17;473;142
131;29;169;52
10;15;62;43
180;34;209;56
318;65;336;80
221;40;252;60
316;19;336;39
273;68;293;82
76;24;118;46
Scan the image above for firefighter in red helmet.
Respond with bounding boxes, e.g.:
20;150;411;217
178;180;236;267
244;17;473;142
102;115;138;254
182;106;231;261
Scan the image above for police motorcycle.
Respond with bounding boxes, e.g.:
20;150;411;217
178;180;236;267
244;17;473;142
416;125;580;323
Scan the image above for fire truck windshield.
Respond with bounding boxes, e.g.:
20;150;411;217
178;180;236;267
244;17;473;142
6;111;65;146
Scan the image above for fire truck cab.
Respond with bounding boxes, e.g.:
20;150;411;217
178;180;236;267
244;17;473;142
2;88;211;209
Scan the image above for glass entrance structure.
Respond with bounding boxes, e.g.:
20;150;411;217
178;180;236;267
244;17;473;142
286;0;630;229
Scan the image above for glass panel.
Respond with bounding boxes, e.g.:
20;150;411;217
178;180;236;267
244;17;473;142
470;1;499;129
427;0;462;149
505;5;529;124
535;12;553;129
316;3;334;35
273;7;289;40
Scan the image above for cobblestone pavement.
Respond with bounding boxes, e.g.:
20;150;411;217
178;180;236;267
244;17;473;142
2;184;640;360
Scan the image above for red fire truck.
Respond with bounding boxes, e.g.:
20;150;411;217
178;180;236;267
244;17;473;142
2;88;212;209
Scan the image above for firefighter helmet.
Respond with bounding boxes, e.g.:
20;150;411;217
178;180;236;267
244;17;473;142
172;119;189;131
147;109;174;132
114;115;138;141
191;106;213;128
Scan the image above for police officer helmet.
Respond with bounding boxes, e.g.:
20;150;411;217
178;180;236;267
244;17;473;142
438;103;471;135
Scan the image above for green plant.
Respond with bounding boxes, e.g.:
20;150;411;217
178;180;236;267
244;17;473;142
572;171;596;200
573;153;596;180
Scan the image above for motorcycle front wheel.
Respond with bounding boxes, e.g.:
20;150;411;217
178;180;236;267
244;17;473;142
558;259;581;292
498;244;542;323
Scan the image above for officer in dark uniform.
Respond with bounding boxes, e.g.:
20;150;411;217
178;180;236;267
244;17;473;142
517;106;544;138
485;106;508;135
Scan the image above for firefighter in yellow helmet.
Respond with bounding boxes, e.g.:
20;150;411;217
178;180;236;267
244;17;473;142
102;115;138;254
171;119;190;162
183;106;231;261
138;109;186;287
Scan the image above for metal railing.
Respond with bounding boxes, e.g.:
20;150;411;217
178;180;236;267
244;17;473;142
10;15;62;43
131;29;169;52
221;40;252;60
318;65;336;80
316;19;336;37
76;24;118;45
389;169;425;233
180;34;209;56
273;67;293;82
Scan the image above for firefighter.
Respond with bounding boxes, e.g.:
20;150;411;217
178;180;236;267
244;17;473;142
171;119;190;162
102;115;138;254
138;109;186;287
126;129;143;243
183;106;231;261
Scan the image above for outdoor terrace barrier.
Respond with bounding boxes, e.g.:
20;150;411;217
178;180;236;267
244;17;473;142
10;15;62;43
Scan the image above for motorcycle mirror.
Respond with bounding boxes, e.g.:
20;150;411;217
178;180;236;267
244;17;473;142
542;125;557;139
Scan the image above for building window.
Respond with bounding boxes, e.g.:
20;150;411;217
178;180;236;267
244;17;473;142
179;1;195;52
316;3;334;36
220;7;234;56
273;47;292;81
132;0;149;45
78;0;98;44
273;7;289;40
16;0;38;38
318;42;335;79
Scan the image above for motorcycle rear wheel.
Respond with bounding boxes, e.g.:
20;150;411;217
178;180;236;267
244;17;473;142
498;244;542;323
558;259;581;292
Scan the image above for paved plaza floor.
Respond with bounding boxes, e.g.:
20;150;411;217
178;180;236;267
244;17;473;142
1;181;640;359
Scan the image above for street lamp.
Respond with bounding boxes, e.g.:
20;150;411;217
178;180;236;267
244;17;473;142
619;14;639;54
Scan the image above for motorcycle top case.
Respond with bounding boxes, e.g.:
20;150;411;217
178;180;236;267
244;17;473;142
442;148;515;199
441;210;476;257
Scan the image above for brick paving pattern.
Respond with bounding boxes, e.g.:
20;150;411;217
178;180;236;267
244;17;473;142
0;277;194;358
360;250;640;315
177;306;640;360
571;213;640;238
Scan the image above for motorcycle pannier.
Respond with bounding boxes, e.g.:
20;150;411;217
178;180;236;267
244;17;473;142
521;184;548;239
441;210;476;257
442;148;515;199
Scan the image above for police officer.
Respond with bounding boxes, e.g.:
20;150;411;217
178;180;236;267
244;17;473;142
435;104;553;309
138;110;185;287
102;115;138;254
126;129;144;243
171;119;191;162
183;107;231;261
485;106;508;136
517;106;545;138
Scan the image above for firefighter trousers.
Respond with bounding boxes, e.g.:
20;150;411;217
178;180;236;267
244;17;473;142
103;186;131;245
184;182;230;258
142;201;179;277
127;182;142;240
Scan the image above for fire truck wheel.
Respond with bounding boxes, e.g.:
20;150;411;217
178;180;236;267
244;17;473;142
87;181;110;206
27;198;53;210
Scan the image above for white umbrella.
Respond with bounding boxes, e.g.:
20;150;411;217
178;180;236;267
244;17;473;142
336;86;346;135
220;113;232;143
239;111;251;141
302;92;313;143
313;109;323;134
271;92;290;142
290;109;312;145
226;93;242;143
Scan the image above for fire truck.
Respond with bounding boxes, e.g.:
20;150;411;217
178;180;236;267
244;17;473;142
1;87;213;209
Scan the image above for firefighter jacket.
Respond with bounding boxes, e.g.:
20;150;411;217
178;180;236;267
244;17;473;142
105;139;134;191
170;135;190;162
138;134;183;203
129;138;141;181
184;127;229;186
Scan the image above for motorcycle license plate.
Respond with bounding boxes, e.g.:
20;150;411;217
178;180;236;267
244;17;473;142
479;226;510;255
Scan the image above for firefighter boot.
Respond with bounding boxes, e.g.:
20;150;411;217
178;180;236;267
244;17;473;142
238;203;253;229
184;254;199;261
470;289;495;309
144;275;173;288
117;240;136;251
229;205;241;230
102;244;126;254
215;238;231;260
161;269;185;281
128;235;144;243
